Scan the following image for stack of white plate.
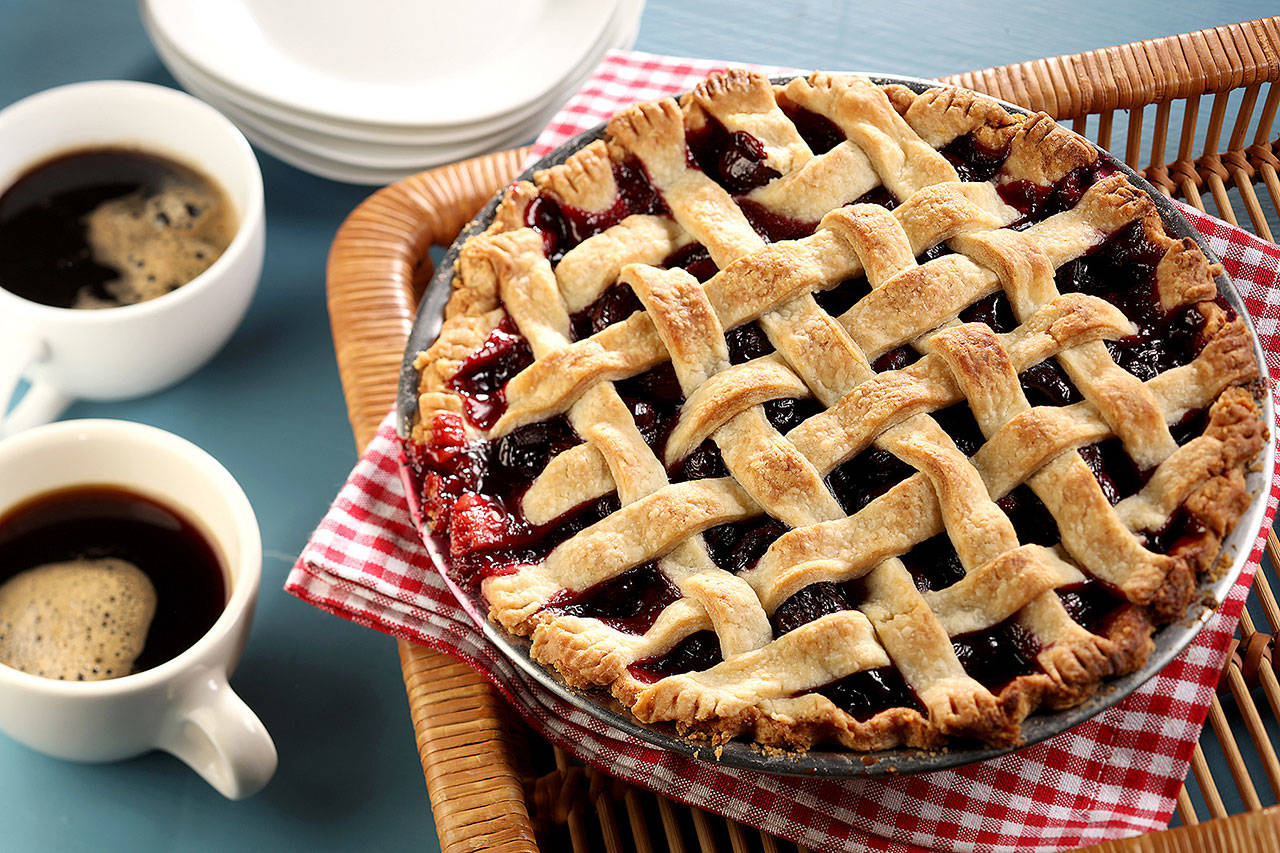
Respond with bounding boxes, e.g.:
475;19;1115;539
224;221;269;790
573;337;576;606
141;0;643;184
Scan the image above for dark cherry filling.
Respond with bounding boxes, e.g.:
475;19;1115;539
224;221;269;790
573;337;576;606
548;562;681;634
814;275;871;317
726;321;774;363
1019;358;1083;407
414;414;486;524
444;493;527;561
1057;581;1120;634
413;411;600;586
1055;219;1208;380
684;117;822;241
763;396;823;435
738;198;818;241
900;533;966;592
661;242;718;282
1105;305;1206;382
817;666;923;720
447;317;533;429
931;403;985;456
704;518;788;575
959;291;1018;333
1057;220;1164;309
616;361;683;404
614;363;683;455
494;416;580;475
940;132;1010;183
1141;507;1207;555
851;186;898;210
827;446;915;515
445;490;622;590
625;396;681;452
997;485;1061;547
872;345;921;373
525;159;668;264
952;619;1041;691
1078;440;1144;505
1215;294;1238;322
780;104;845;155
571;281;644;340
629;630;723;683
999;165;1099;225
674;440;729;481
1170;408;1210;447
686;117;781;195
771;580;856;636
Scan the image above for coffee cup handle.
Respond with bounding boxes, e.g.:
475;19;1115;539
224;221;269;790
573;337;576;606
157;669;277;800
0;323;72;438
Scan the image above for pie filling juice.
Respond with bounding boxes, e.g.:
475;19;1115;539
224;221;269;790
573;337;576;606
411;121;1216;722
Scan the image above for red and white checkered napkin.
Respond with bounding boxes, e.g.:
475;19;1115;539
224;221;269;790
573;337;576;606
287;50;1280;853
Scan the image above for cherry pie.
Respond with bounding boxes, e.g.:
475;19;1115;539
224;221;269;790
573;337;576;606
408;71;1266;751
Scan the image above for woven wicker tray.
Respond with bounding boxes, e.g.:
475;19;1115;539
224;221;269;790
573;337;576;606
326;18;1280;852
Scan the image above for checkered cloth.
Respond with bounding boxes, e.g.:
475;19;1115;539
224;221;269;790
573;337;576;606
287;50;1280;852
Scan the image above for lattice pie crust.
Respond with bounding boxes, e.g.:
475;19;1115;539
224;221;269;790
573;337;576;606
410;71;1266;751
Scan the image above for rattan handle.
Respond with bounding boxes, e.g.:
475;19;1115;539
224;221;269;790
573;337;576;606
326;147;537;853
942;17;1280;120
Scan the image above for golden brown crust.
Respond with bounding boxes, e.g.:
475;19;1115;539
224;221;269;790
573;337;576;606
534;140;618;212
686;67;776;124
1156;236;1221;310
896;84;1023;153
608;99;689;187
684;70;813;177
1150;386;1267;621
490;180;537;235
412;303;501;445
409;71;1268;753
1001;112;1098;184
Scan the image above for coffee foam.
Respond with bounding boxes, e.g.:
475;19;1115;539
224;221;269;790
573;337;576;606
79;176;235;308
0;558;157;681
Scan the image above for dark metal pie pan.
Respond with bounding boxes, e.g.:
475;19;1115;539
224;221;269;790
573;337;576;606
396;74;1276;777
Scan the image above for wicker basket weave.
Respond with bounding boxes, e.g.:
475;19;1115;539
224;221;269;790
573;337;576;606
325;18;1280;852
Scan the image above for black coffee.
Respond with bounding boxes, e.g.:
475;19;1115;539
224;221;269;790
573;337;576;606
0;146;236;309
0;486;226;679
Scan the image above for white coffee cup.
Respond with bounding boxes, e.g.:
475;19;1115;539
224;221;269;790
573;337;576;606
0;419;276;799
0;81;265;436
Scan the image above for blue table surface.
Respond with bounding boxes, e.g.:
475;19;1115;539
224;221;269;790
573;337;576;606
1;2;1275;850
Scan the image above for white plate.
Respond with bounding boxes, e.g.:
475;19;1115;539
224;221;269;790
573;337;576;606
140;1;620;146
148;28;538;159
149;0;643;180
177;67;552;175
144;0;620;127
227;122;418;185
144;0;641;149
